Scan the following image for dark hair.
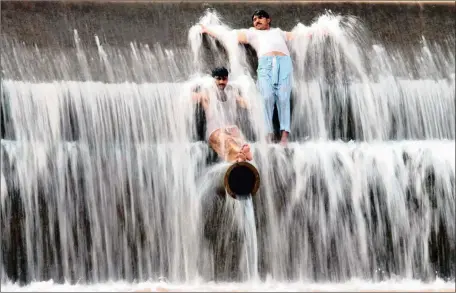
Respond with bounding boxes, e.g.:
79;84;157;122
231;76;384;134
211;67;229;77
252;9;270;21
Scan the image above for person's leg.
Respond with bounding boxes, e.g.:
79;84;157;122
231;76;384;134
276;56;293;144
228;127;253;162
209;128;253;162
208;129;225;158
257;56;275;140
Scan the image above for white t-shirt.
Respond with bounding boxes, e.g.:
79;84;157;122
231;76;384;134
242;27;290;57
196;85;241;140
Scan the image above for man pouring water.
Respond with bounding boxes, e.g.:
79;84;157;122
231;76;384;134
201;9;295;145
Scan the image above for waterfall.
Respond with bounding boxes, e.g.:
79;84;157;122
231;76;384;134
1;4;454;288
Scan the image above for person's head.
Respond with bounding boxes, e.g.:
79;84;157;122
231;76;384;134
211;67;229;90
252;9;271;30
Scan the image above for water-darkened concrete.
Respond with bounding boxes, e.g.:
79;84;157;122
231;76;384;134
1;1;454;49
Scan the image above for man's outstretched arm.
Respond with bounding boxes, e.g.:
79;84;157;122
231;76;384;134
191;85;202;103
236;30;249;44
284;29;327;41
191;86;210;108
191;92;203;103
285;31;295;41
200;24;249;44
199;24;218;39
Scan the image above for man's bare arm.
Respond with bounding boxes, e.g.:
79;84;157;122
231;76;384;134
200;24;249;44
236;95;249;109
191;89;209;111
236;30;249;44
199;24;218;39
191;92;203;103
285;29;328;41
285;31;295;41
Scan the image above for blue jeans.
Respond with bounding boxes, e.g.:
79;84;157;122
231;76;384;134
257;55;293;134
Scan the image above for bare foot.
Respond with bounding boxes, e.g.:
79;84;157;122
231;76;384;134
235;152;247;162
235;144;253;162
241;144;253;161
280;131;289;146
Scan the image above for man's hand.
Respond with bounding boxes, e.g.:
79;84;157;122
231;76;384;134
287;29;328;41
307;29;329;38
199;24;219;39
199;24;208;34
192;92;202;103
236;96;249;109
192;92;209;110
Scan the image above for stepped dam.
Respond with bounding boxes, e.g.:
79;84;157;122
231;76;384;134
1;1;455;291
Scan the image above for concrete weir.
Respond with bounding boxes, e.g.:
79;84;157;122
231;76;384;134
1;0;455;286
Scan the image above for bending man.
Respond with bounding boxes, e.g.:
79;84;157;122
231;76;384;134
192;67;253;163
201;10;295;144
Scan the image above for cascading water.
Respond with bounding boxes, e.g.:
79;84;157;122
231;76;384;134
1;3;455;291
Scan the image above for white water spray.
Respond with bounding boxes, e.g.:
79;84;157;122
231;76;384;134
0;8;454;290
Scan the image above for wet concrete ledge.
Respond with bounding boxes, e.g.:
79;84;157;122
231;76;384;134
1;1;455;49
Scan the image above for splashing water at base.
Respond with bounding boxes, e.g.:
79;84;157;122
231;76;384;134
1;278;455;292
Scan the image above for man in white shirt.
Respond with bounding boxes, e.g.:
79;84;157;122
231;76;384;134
201;10;294;145
192;67;253;163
